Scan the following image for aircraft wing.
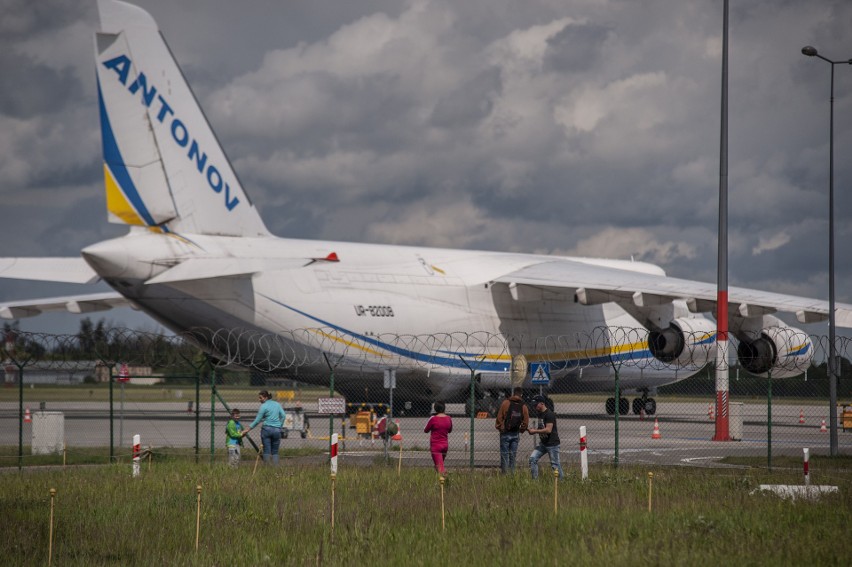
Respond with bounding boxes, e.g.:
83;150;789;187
0;258;100;284
493;259;852;328
0;292;133;320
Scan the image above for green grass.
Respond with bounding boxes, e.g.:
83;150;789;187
4;459;852;566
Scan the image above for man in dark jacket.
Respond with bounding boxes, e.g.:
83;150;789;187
528;395;564;479
495;387;529;474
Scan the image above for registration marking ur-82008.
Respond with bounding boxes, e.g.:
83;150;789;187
353;305;395;317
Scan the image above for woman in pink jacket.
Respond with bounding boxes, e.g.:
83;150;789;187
424;401;453;475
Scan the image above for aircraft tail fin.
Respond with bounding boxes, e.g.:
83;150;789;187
94;0;269;237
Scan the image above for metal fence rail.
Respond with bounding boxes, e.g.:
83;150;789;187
2;328;850;471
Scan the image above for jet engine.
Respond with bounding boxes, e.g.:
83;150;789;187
736;326;813;378
648;317;716;367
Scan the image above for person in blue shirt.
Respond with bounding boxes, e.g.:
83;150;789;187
242;390;286;466
225;408;243;468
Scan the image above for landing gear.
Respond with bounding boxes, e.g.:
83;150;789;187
465;394;500;417
605;397;629;415
632;391;656;415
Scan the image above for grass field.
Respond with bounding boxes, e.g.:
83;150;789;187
4;456;852;566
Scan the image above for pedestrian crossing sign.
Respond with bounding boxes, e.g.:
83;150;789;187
530;363;550;385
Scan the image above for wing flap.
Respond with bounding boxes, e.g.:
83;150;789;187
495;259;852;328
0;258;100;284
0;292;132;320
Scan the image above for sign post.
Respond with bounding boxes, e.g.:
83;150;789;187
530;362;551;395
117;363;130;448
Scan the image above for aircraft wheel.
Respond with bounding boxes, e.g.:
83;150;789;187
281;429;289;439
632;398;644;415
619;397;629;416
605;397;615;415
645;398;657;415
300;431;307;439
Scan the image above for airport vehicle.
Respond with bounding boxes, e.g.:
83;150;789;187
2;0;851;416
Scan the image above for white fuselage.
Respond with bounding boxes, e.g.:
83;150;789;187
81;230;690;402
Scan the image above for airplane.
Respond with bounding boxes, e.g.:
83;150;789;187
2;0;851;416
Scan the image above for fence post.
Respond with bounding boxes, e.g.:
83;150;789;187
767;369;772;471
17;364;24;471
109;364;115;463
210;370;216;464
196;365;202;464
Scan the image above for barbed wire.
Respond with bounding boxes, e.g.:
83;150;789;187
2;326;850;377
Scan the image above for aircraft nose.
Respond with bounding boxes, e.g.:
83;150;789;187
82;239;129;278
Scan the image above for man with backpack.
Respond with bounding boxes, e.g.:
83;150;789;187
495;387;529;474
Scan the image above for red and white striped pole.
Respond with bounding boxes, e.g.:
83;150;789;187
330;433;338;530
579;426;588;480
803;447;810;486
132;434;141;478
330;433;338;475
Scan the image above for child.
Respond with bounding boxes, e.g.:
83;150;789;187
424;401;453;476
225;408;243;468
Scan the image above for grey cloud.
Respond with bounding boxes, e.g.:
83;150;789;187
430;66;502;128
543;23;611;74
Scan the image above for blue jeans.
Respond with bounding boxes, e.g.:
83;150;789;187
499;432;520;474
529;443;564;479
261;426;281;465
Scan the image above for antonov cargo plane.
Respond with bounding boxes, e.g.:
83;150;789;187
1;0;850;415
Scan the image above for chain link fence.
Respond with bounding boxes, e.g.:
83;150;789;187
2;327;850;470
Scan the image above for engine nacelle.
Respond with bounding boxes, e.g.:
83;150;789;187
736;326;813;378
648;317;716;367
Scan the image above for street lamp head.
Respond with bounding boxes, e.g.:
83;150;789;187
801;46;818;57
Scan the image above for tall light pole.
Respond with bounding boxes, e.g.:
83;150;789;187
801;46;852;456
714;0;731;442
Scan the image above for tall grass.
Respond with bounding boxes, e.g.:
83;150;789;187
4;459;851;566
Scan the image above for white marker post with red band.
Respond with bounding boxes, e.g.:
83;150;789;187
132;434;141;478
579;426;588;480
803;447;810;486
330;433;338;531
330;433;338;475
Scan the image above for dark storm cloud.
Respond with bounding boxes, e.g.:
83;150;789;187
0;53;81;118
430;66;501;129
543;23;611;74
1;0;852;337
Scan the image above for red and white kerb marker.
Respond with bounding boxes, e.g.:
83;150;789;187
330;433;338;475
132;434;141;478
803;447;810;487
579;426;588;480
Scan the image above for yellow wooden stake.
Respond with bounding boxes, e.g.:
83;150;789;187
253;450;261;476
330;473;337;531
553;469;559;515
195;485;202;552
440;476;446;531
397;442;403;476
647;472;654;513
48;488;56;567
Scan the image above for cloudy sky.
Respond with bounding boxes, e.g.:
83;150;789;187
1;0;851;336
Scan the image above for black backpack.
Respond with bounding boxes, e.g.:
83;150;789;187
504;400;524;432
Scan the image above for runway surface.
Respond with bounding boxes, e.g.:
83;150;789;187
2;399;849;468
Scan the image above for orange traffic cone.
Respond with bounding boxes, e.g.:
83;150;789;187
391;419;402;441
708;403;714;421
24;407;31;423
820;419;827;433
799;410;805;424
651;418;661;439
